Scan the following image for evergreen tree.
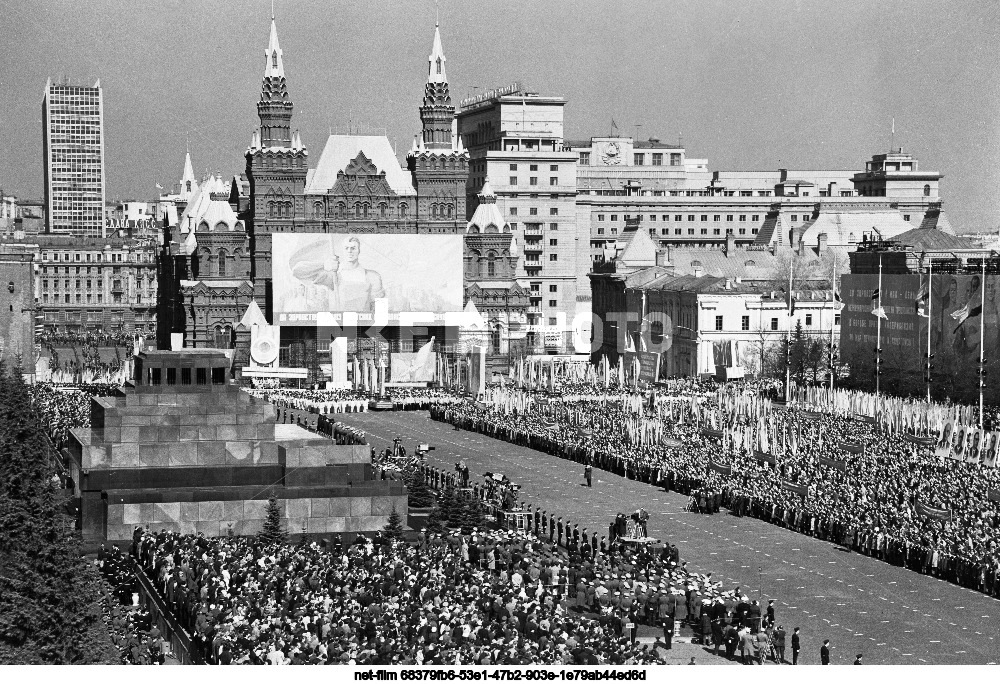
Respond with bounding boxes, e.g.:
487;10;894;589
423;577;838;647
440;486;463;529
425;503;447;535
258;497;286;545
0;363;118;663
401;468;436;508
383;507;405;542
455;495;485;535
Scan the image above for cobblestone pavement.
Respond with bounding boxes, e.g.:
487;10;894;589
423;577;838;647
342;410;1000;665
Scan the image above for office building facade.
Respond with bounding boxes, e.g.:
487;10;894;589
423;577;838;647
456;90;581;352
42;79;106;236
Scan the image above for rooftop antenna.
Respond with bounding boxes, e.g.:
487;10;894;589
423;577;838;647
436;0;440;27
890;117;895;153
271;0;275;20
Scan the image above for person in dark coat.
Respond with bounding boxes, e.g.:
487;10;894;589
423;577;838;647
747;599;762;632
584;463;593;487
854;653;863;665
791;627;801;665
661;614;674;650
765;599;776;629
735;597;750;628
820;639;831;665
724;623;739;660
711;615;724;656
773;625;786;663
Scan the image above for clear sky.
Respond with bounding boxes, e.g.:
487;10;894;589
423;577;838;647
1;0;998;232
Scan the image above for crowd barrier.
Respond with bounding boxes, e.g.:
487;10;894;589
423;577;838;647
125;555;202;664
414;461;628;560
430;407;1000;599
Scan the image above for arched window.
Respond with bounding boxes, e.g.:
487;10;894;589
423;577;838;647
337;202;346;217
399;203;408;218
447;204;454;218
217;248;228;276
379;203;387;218
198;221;210;232
744;260;756;267
214;221;227;232
355;203;362;218
469;224;481;234
431;204;438;218
436;57;442;75
690;260;702;268
214;325;232;349
487;251;497;277
363;203;370;218
314;201;324;218
923;184;931;197
185;181;191;192
272;51;278;69
267;202;275;218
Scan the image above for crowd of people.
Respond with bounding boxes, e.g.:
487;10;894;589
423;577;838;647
248;386;465;415
97;544;169;665
125;519;783;666
435;380;1000;598
26;382;121;448
39;330;140;348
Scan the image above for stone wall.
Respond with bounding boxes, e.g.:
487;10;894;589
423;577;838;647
104;491;407;541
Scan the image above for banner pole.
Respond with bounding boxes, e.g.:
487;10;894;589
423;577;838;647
926;258;933;404
980;257;986;430
786;259;793;402
876;255;883;414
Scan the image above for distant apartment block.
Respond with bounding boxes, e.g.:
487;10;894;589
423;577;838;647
43;78;106;236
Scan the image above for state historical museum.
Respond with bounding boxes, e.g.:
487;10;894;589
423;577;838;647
157;19;477;378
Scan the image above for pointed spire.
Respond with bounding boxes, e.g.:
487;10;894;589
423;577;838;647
427;21;447;84
479;177;497;202
265;18;284;79
182;150;195;185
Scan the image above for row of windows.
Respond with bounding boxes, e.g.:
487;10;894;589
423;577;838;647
40;252;142;263
509;222;560;231
146;366;226;386
632;152;682;166
509;164;559;172
509;207;558;216
42;293;120;304
712;313;837;331
42;279;120;289
509;177;559;187
577;152;682;166
306;201;411;219
598;213;761;222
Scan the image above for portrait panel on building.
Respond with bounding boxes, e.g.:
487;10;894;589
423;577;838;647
271;234;464;324
841;271;1000;375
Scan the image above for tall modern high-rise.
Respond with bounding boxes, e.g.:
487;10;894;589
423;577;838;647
42;78;106;236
